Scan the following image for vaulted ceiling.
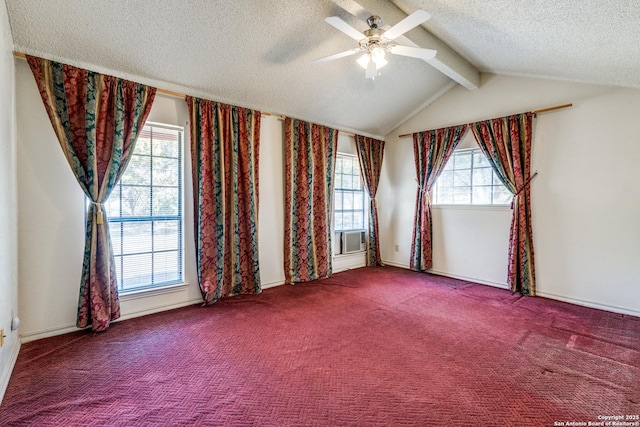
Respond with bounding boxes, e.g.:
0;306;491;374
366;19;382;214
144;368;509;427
6;0;640;138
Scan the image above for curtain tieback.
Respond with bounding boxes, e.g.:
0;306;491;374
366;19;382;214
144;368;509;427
511;172;538;209
415;179;430;203
90;201;105;225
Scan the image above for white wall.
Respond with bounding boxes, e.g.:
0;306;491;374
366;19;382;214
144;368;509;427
16;68;204;340
16;60;364;340
0;1;20;402
380;73;640;316
258;114;286;287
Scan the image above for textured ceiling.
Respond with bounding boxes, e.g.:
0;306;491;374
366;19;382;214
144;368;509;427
393;0;640;88
5;0;640;138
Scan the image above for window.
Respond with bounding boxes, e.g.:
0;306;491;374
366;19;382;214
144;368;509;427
104;123;184;293
432;148;512;205
334;154;366;231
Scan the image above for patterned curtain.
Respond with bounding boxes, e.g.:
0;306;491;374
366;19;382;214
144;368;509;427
471;113;536;295
410;125;468;272
355;135;385;266
27;56;156;331
186;97;261;304
284;118;338;284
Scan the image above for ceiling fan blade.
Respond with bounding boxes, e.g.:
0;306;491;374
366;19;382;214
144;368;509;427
314;49;361;63
382;10;431;40
390;45;437;61
325;16;366;41
365;59;376;79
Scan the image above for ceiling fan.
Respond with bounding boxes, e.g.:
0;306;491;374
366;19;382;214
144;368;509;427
315;10;437;79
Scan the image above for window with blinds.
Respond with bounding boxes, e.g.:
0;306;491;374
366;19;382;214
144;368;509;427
104;123;184;293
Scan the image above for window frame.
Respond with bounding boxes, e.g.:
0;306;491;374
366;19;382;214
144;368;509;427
431;147;512;207
332;152;368;257
106;121;186;295
333;152;368;233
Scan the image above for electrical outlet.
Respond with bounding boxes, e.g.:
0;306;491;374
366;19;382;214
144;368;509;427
394;245;399;252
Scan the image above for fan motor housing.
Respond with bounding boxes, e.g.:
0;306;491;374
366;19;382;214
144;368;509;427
361;27;386;49
367;15;382;28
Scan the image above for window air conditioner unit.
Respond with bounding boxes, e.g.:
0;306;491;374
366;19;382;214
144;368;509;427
342;230;366;254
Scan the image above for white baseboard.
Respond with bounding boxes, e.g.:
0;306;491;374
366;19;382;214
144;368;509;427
429;269;509;289
21;298;203;343
20;324;80;343
261;280;284;290
19;281;290;343
382;259;410;269
427;270;639;317
117;298;203;323
381;260;508;289
0;339;21;405
260;259;365;289
333;264;366;273
536;290;640;317
382;259;638;317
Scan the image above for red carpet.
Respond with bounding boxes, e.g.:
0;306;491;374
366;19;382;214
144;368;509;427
1;267;638;426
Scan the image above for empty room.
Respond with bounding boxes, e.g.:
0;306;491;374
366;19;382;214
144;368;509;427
0;1;638;426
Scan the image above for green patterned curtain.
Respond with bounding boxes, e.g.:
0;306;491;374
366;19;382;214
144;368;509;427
284;118;338;284
187;97;261;304
471;113;536;295
411;125;468;272
27;55;156;332
355;135;385;266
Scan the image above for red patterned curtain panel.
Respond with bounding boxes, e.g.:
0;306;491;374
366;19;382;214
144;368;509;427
27;56;156;331
186;97;261;304
284;118;338;284
410;125;468;272
471;113;536;295
355;135;385;266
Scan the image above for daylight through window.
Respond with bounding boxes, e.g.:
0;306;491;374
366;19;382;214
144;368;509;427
104;123;184;293
433;148;512;205
334;154;366;231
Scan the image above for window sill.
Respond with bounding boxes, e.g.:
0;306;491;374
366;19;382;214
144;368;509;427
432;204;511;211
119;282;190;301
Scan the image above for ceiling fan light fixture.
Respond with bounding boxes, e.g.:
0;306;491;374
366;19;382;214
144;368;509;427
371;47;386;61
357;53;370;69
357;50;388;70
373;55;388;69
319;10;436;79
373;58;389;70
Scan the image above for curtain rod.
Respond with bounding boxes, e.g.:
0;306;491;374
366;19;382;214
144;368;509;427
13;50;358;137
14;50;190;98
397;103;573;138
260;112;355;136
14;50;278;116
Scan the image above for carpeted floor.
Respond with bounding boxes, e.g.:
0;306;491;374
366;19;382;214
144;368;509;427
1;266;638;426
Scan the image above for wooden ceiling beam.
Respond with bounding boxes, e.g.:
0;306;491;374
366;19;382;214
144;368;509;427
333;0;481;90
